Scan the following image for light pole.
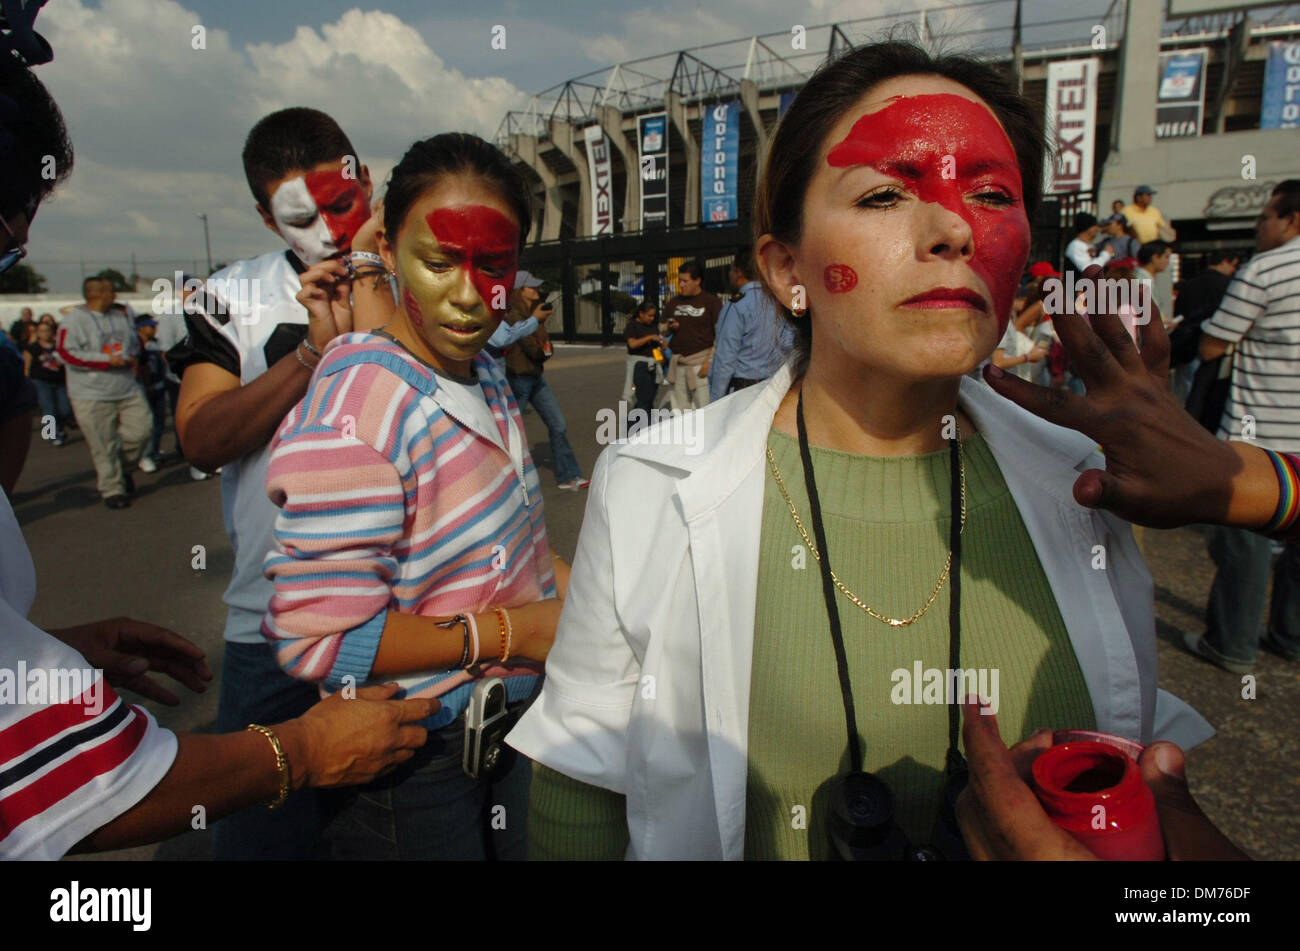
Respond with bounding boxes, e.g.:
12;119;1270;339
197;213;213;274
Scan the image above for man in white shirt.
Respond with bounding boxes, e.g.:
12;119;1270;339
1064;213;1111;275
1189;180;1300;673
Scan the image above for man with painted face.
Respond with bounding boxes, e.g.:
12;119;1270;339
168;107;378;860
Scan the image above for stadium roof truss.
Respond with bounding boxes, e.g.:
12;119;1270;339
495;0;1300;146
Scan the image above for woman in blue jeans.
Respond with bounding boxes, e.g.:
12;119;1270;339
23;319;72;445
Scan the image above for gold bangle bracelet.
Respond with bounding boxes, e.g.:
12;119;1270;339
247;724;291;810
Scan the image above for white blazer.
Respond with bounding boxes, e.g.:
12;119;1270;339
508;358;1214;860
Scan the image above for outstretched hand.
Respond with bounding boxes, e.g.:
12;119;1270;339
49;617;212;706
982;269;1245;528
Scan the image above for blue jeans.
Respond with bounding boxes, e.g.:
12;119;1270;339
1204;527;1300;663
211;640;328;860
322;709;531;860
507;373;582;484
144;387;167;459
32;379;72;439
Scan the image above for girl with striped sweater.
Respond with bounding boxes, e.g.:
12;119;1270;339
260;134;566;859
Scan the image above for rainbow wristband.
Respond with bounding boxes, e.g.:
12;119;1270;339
1262;449;1300;537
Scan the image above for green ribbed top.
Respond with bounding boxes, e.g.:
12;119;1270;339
745;429;1094;860
527;428;1095;861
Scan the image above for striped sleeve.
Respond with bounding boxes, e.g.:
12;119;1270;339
55;311;112;370
1202;264;1269;344
0;606;177;860
261;362;409;689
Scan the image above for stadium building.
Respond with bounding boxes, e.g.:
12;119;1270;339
497;0;1300;341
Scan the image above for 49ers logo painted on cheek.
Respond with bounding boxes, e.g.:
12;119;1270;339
824;264;858;293
826;93;1031;332
425;205;519;317
269;168;369;266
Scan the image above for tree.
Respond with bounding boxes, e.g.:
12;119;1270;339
0;262;48;293
93;268;134;292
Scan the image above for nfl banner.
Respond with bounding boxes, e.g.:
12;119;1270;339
1042;58;1099;195
1156;49;1208;138
700;101;740;223
583;125;614;235
638;112;669;230
1262;40;1300;129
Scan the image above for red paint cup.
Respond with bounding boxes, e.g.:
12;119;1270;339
1031;738;1164;861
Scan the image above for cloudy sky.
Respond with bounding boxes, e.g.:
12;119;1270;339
22;0;1170;290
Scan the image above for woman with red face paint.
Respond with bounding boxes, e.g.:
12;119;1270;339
260;133;566;859
510;41;1228;861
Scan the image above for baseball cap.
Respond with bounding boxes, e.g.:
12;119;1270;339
513;270;544;290
1103;213;1128;226
134;315;157;327
1135;185;1157;196
1029;261;1061;279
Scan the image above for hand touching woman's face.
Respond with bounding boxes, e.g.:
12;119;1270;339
766;74;1031;382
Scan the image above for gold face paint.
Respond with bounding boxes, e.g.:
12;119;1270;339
392;201;520;375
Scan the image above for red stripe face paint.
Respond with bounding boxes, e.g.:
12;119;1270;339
269;168;369;265
824;264;858;293
402;288;424;328
826;93;1030;331
304;169;370;253
425;206;519;317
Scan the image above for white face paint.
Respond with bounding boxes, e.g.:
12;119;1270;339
269;176;339;266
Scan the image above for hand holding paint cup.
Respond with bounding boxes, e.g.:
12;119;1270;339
1031;730;1164;860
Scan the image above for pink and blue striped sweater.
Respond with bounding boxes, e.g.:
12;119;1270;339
261;332;556;728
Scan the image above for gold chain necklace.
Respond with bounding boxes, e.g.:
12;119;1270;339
765;425;967;627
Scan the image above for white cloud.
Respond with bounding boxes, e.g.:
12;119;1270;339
28;1;530;287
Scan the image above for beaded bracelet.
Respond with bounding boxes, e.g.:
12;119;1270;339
1262;449;1300;538
494;607;512;663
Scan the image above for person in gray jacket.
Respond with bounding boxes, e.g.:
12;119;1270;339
56;276;152;508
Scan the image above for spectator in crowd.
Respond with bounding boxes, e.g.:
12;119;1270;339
1168;250;1240;401
512;40;1212;860
1136;240;1174;326
167;107;381;860
1098;259;1145;343
1110;199;1125;216
22;316;71;445
625;299;663;419
262;132;566;859
507;293;590;490
992;300;1049;382
708;245;793;401
1189;179;1300;673
134;314;167;472
56;276;151;508
661;260;722;409
485;269;542;376
8;305;35;346
1124;186;1176;245
1064;212;1110;275
0;41;442;862
1099;213;1140;260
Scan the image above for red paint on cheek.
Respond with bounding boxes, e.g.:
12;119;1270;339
304;169;369;253
425;206;520;317
824;264;858;293
403;289;424;328
826;93;1031;331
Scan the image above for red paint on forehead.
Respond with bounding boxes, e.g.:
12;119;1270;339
826;93;1030;330
304;168;369;254
425;205;519;317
